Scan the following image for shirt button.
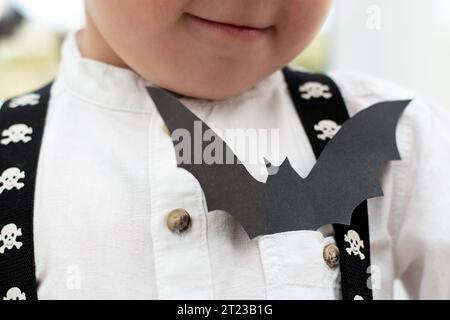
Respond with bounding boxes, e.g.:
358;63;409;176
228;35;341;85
167;208;191;233
323;244;340;269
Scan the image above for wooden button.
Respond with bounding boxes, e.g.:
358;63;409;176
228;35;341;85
323;244;340;269
167;209;191;233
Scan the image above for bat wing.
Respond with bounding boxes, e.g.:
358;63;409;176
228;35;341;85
302;100;412;228
147;87;265;233
149;86;411;239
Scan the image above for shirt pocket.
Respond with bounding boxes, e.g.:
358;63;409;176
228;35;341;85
258;230;341;299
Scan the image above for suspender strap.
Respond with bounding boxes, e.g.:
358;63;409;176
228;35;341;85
334;209;373;300
0;83;52;300
282;67;373;300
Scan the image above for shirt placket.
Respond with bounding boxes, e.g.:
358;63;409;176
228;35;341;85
148;108;214;299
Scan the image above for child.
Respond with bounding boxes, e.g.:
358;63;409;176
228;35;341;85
1;0;449;300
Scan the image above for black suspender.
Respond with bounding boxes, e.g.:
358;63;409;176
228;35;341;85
0;83;52;300
0;68;373;300
283;67;373;300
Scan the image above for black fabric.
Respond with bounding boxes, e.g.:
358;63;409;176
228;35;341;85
282;67;373;300
0;83;52;300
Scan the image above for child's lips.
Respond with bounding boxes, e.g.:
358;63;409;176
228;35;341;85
184;13;272;42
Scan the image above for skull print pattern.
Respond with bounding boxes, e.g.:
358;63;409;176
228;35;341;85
7;93;41;109
1;124;33;145
299;81;333;100
0;223;23;254
0;167;25;195
314;120;341;141
344;230;366;260
3;287;26;300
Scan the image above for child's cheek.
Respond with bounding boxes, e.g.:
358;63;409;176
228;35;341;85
88;0;188;26
146;0;193;20
276;0;331;48
282;0;331;29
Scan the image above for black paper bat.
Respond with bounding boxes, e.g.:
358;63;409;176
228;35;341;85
148;87;411;239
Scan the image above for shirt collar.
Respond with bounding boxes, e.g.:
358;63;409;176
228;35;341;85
58;32;151;113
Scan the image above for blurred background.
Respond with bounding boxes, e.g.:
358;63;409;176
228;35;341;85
0;0;448;299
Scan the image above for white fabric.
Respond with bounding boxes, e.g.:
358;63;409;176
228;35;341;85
26;33;450;299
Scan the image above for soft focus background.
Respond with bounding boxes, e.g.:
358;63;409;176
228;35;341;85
1;0;449;299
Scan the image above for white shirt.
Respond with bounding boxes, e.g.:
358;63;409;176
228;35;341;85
30;33;450;300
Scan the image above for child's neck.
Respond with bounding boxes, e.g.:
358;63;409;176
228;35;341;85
78;11;130;70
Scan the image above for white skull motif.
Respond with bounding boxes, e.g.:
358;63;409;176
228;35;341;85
8;93;40;109
1;124;33;145
299;82;333;100
314;120;341;141
0;223;23;254
344;230;365;260
0;167;25;195
3;287;26;300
